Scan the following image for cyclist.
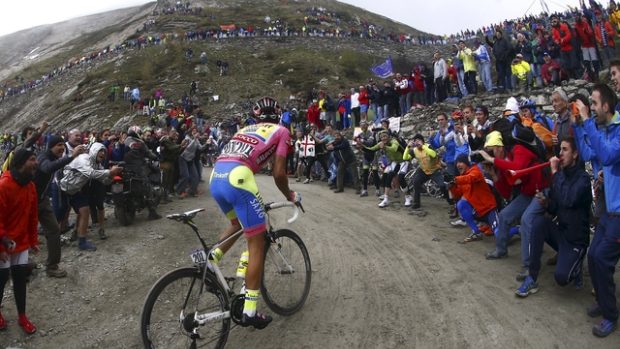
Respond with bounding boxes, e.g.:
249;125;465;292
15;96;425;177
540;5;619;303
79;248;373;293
209;97;300;329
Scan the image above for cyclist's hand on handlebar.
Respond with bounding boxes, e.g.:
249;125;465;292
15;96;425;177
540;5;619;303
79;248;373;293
289;190;302;203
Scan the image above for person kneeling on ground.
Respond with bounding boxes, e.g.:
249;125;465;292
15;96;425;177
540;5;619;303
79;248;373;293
516;137;591;299
448;154;499;243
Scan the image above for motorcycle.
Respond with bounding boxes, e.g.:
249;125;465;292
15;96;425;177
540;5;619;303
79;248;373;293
109;161;163;226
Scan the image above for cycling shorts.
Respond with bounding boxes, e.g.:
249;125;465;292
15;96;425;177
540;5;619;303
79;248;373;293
209;161;266;237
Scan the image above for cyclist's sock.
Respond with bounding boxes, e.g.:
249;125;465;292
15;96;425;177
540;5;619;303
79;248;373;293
243;289;260;317
209;247;224;264
236;250;249;278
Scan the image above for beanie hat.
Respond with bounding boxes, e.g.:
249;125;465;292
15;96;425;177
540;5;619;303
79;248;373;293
47;135;64;149
413;133;424;143
455;153;471;166
484;131;504;148
9;148;35;172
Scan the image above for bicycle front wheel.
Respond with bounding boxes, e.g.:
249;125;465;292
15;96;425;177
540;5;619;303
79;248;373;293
261;229;312;316
140;267;230;349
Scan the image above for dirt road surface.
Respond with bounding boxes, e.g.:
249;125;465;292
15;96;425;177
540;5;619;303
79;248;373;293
1;170;619;348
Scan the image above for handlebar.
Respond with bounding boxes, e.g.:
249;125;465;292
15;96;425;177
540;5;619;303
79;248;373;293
264;201;304;224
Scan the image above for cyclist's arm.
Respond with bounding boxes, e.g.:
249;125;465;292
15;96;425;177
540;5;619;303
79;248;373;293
272;155;292;200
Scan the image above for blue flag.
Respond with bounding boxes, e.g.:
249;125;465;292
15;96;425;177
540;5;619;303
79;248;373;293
370;57;393;79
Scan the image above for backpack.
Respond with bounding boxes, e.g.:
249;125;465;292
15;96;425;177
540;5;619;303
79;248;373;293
59;168;88;195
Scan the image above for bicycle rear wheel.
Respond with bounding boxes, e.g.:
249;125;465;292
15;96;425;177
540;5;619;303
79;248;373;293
261;229;312;316
141;267;230;349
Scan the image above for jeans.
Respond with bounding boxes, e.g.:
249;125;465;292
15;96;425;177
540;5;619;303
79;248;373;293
398;95;407;116
479;61;493;91
456;70;467;96
176;158;198;195
495;194;532;255
530;63;543;87
588;212;620;322
519;196;546;268
412;169;447;206
464;71;477;94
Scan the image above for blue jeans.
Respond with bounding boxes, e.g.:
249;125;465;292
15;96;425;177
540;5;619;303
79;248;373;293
519;195;547;268
495;194;532;255
176;158;199;195
456;70;467;96
398;95;407;116
479;61;493;91
588;212;620;322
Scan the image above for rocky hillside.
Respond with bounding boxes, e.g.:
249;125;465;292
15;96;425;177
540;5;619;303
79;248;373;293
0;0;443;132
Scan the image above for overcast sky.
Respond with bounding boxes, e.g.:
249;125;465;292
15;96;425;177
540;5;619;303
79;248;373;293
1;0;583;37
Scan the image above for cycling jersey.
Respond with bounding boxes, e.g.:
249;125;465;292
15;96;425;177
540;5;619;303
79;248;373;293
216;123;292;173
211;123;291;236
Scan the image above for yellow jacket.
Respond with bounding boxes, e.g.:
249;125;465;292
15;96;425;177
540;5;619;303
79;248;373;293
610;10;620;31
511;60;531;80
404;144;441;175
458;48;477;73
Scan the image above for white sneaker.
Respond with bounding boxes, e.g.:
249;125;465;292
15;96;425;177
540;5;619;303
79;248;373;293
378;198;389;208
378;194;386;200
303;179;310;184
404;195;413;207
450;219;468;227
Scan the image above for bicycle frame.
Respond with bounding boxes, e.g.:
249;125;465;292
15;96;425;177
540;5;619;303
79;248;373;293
173;201;301;329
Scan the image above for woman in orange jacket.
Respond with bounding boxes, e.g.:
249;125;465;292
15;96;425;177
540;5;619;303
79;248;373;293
0;149;39;334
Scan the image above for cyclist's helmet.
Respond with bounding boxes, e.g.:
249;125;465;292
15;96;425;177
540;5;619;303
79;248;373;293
127;125;143;139
252;97;282;123
519;98;536;110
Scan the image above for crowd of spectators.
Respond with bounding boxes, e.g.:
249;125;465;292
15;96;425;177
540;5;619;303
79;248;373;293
287;58;620;338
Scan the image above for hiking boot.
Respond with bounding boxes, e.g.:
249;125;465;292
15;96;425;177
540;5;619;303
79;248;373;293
587;303;603;318
78;240;97;252
516;268;529;282
97;228;108;240
360;190;368;197
0;312;6;330
515;275;539;297
241;313;272;330
404;195;413;207
18;314;36;335
46;266;67;278
450;219;467;227
485;249;507;260
378;198;389;208
592;319;617;337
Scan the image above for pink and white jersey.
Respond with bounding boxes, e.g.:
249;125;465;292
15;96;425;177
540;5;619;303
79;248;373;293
217;123;292;173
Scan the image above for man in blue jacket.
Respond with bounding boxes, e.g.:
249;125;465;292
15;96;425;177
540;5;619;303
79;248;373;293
429;113;456;176
573;83;620;338
327;131;360;194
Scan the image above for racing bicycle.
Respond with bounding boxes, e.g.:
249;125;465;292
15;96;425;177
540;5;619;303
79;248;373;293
140;202;311;348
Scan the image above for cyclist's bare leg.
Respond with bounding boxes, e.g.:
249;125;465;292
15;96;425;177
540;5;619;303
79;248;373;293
244;232;266;290
216;220;243;254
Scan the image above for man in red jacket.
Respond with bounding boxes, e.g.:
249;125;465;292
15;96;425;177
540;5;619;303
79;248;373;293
551;15;577;79
0;149;39;334
574;13;600;81
594;10;616;66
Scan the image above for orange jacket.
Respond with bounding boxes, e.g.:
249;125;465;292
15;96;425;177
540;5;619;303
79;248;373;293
0;171;38;254
449;164;496;217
